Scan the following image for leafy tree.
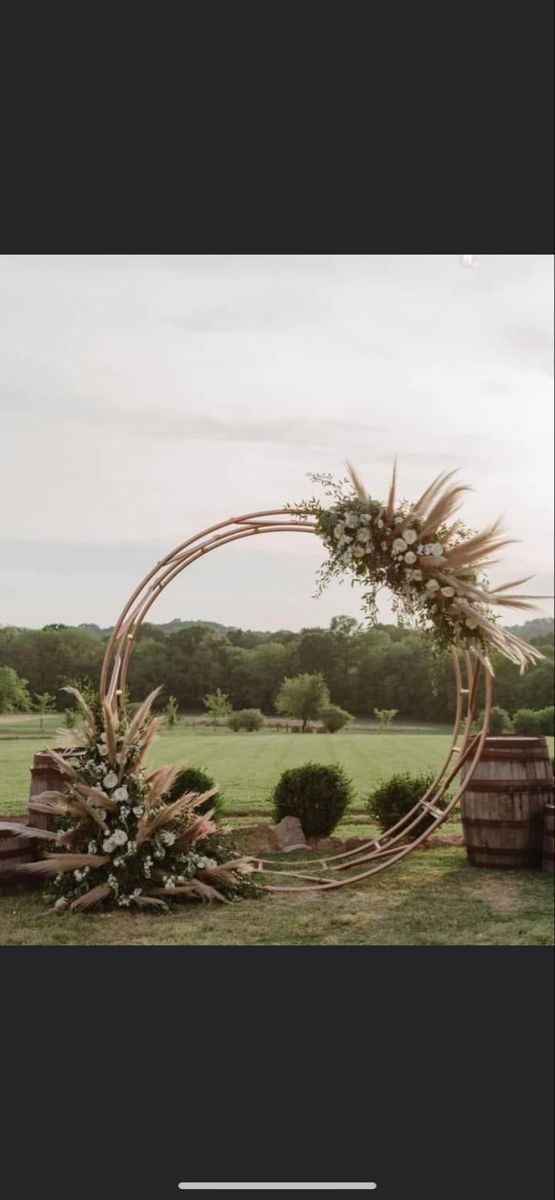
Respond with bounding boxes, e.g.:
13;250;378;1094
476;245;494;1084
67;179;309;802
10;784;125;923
275;672;330;732
165;695;179;726
203;688;233;725
374;707;398;726
0;665;31;713
34;691;55;729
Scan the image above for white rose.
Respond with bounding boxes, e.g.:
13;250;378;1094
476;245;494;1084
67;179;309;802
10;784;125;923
430;543;444;557
412;569;423;581
426;579;440;593
441;586;455;598
465;617;478;629
392;538;408;555
345;512;359;528
357;528;371;543
103;771;118;790
404;529;417;545
404;551;417;565
333;523;344;539
352;544;366;557
102;836;115;853
113;786;128;803
112;829;128;847
54;897;68;911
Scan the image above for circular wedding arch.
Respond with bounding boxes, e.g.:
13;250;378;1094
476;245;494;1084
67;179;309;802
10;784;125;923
98;510;492;893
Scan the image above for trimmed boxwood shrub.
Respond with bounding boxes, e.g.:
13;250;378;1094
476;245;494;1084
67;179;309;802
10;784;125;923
227;708;266;731
166;765;223;817
513;706;554;736
476;705;513;735
364;770;447;837
271;762;354;837
320;704;353;733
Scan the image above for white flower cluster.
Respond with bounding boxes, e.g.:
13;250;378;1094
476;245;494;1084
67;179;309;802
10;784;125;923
102;828;128;853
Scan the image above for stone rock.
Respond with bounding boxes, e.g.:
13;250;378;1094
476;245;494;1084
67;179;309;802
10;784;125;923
307;835;343;854
236;824;280;856
270;815;308;852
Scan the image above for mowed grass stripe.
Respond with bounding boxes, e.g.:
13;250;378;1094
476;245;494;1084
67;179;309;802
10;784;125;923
1;721;553;816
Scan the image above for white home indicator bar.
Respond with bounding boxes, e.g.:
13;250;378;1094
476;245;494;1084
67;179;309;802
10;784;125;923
178;1186;377;1192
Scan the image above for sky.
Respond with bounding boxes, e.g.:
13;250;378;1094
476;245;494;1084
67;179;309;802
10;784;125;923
0;254;553;631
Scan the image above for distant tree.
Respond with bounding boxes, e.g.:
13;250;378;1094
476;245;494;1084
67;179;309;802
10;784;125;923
275;672;330;732
0;665;31;713
34;691;56;729
165;695;179;726
373;707;398;727
64;707;77;729
203;688;233;725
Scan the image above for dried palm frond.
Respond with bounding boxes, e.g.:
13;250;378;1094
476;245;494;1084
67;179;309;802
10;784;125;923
73;782;118;811
385;459;397;521
198;857;255;888
61;686;97;739
70;884;112;912
10;853;110;877
122;687;163;749
173;809;218;848
128;717;165;775
346;461;370;504
489;575;535;593
0;821;59;841
130;894;168;911
149;880;228;904
452;599;545;671
418;484;471;539
411;468;459;518
102;700;119;768
137;788;217;846
43;746;79;781
144;763;184;808
28;793;72;816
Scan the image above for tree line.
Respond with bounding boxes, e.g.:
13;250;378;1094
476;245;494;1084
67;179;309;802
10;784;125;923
0;616;553;722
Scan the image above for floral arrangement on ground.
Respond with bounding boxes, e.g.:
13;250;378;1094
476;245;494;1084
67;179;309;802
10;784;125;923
1;688;257;913
292;462;547;673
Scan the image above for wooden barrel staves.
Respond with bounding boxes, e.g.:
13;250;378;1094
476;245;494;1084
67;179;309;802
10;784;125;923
461;737;554;869
28;747;78;830
543;803;555;874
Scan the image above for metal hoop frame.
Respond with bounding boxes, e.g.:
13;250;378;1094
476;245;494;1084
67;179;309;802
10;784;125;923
99;510;491;892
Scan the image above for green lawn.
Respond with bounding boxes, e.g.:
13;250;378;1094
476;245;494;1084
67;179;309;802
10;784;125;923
1;714;553;946
1;715;553;817
1;849;553;945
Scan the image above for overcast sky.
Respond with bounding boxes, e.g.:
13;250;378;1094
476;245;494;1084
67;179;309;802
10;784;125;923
0;254;553;631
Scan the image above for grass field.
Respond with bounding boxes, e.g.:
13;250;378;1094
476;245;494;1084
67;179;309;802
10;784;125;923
1;849;553;945
1;714;553;946
1;714;553;817
0;714;472;816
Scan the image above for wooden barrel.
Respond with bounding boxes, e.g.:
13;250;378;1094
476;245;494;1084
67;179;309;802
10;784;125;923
28;748;73;830
543;803;555;874
0;819;38;894
461;737;554;869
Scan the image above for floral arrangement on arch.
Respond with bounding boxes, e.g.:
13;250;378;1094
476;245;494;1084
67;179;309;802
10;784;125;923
293;463;547;673
1;688;256;913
